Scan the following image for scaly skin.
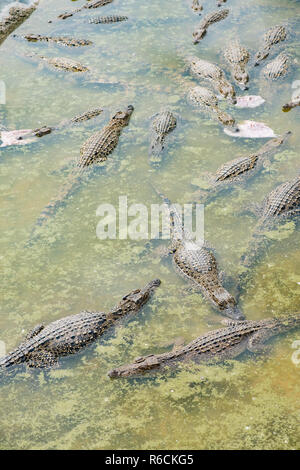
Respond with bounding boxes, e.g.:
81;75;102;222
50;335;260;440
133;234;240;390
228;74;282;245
188;86;236;127
57;0;113;20
152;188;243;320
149;111;177;166
193;132;291;206
0;280;160;370
27;106;134;243
187;56;236;104
193;9;229;44
190;0;203;15
16;34;92;47
33;55;89;72
89;15;128;24
240;174;300;273
108;314;300;377
263;52;289;80
0;2;39;46
254;25;287;66
224;41;250;90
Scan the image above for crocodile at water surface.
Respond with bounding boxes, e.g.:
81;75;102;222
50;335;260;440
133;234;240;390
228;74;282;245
192;132;291;205
188;86;236;127
56;0;113;21
15;34;92;47
187;56;236;104
27;106;134;244
262;52;289;80
108;313;300;377
193;9;229;44
224;41;250;90
0;279;160;371
282;96;300;112
151;187;243;320
254;25;287;66
0;2;39;46
89;15;128;24
148;111;177;166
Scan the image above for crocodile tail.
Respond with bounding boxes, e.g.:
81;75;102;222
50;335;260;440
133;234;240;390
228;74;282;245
26;170;82;246
0;348;26;370
149;134;164;163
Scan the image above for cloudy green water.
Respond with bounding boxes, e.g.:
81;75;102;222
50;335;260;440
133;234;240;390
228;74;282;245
0;0;300;450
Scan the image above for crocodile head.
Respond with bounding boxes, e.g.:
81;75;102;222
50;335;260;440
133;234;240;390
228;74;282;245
108;354;161;378
109;279;161;318
254;49;269;66
233;70;249;90
111;105;134;128
193;29;206;44
222;304;245;321
218;80;237;104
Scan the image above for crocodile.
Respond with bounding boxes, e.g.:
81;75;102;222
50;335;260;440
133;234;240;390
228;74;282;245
262;52;289;80
193;9;229;44
188;86;236;127
282;95;300;112
108;313;300;377
224;41;250;90
149;111;177;166
14;34;93;47
89;15;128;24
186;56;237;104
192;132;291;205
56;0;113;21
254;25;287;66
0;2;39;46
0;279;160;371
151;187;243;320
28;106;134;243
190;0;203;15
240;174;300;273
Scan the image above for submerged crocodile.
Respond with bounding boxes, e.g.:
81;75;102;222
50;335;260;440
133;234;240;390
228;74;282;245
187;56;236;104
89;15;128;24
0;279;160;371
152;188;243;320
56;0;113;20
188;86;236;127
254;25;287;66
108;313;300;377
192;132;291;205
240;174;300;272
15;34;92;47
149;111;177;166
28;106;134;243
282;95;300;112
0;2;39;46
262;52;289;80
193;9;229;44
224;41;250;90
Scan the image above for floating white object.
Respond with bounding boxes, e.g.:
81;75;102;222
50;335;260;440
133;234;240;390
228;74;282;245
235;95;265;108
224;120;276;138
0;129;36;147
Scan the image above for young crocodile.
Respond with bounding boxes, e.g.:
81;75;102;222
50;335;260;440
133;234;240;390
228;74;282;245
148;111;177;166
193;9;229;44
188;86;236;127
152;188;243;320
15;34;93;47
56;0;113;21
108;313;300;378
224;41;250;90
190;0;203;15
192;132;291;206
187;56;237;104
0;2;39;46
240;174;300;270
254;25;287;66
262;52;289;80
28;106;134;243
0;279;160;371
89;15;128;24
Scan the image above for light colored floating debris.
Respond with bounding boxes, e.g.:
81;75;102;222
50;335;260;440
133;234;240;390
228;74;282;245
235;95;266;108
0;130;37;147
224;120;276;138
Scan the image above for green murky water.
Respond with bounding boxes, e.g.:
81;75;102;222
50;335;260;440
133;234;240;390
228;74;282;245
0;0;300;450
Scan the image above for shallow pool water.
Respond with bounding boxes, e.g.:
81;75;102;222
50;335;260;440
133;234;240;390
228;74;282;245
0;0;299;450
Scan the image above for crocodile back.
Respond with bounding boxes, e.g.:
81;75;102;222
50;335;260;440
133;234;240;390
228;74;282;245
215;154;259;182
261;176;300;220
263;53;289;80
89;15;128;24
202;9;229;28
78;126;121;167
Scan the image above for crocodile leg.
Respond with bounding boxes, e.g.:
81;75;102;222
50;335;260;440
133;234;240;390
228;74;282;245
27;350;59;368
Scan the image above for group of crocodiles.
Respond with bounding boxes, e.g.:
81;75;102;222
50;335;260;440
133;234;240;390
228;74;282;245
0;2;300;379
